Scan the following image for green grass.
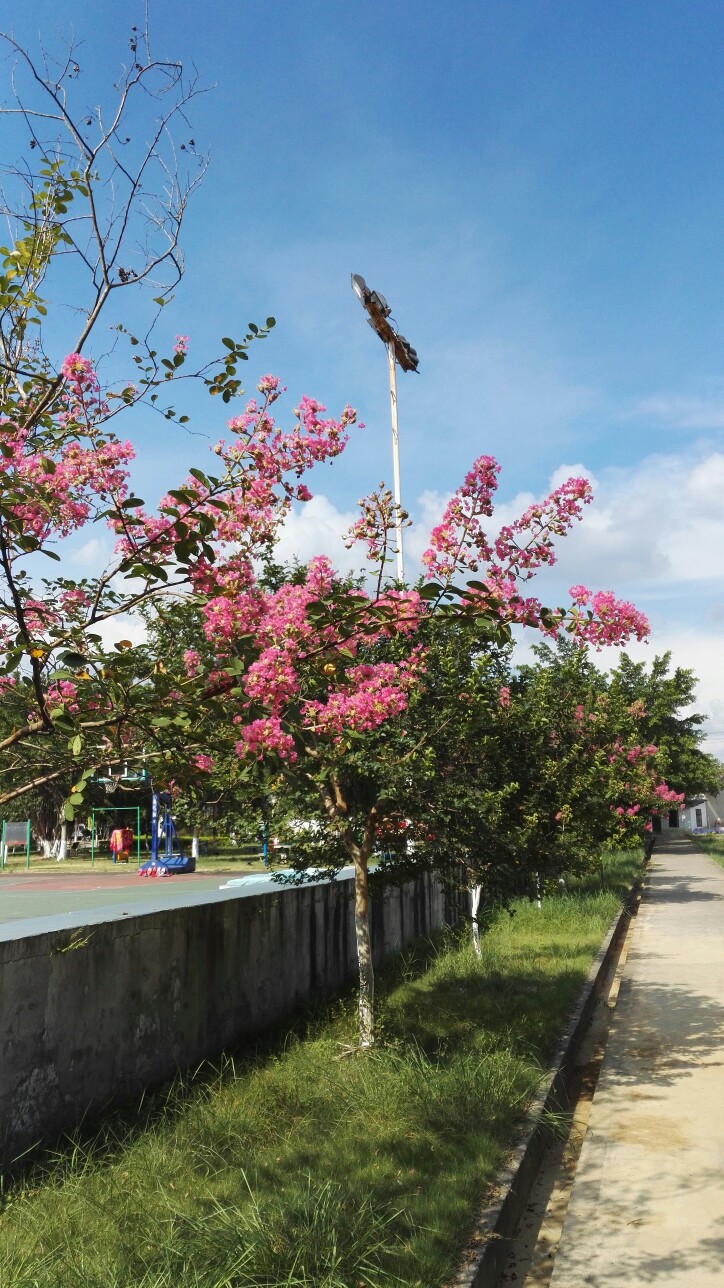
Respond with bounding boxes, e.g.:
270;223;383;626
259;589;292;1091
685;832;724;870
0;849;643;1288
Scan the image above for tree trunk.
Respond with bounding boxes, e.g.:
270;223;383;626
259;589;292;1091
57;820;68;861
470;884;482;959
313;771;378;1050
353;852;375;1048
191;826;200;861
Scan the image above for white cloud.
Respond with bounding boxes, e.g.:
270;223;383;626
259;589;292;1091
92;613;148;651
69;536;114;573
273;495;362;576
277;450;724;604
545;450;724;592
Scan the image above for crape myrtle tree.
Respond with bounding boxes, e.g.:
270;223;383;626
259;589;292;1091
498;642;687;898
0;23;652;1048
607;652;723;799
345;634;689;961
157;462;650;1048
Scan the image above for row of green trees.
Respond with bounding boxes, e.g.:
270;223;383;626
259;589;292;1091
145;598;720;910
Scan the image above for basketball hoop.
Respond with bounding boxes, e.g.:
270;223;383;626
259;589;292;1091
103;778;118;796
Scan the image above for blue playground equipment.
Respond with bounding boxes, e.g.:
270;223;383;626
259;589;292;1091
137;789;196;875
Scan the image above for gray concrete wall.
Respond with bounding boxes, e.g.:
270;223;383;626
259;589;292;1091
0;873;459;1169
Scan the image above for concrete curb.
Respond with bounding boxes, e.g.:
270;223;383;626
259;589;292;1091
450;867;646;1288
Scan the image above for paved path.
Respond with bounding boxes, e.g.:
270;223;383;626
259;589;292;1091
550;835;724;1286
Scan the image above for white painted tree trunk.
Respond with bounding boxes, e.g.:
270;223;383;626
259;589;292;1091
57;821;68;861
470;884;483;959
191;827;200;861
354;855;374;1048
39;837;53;859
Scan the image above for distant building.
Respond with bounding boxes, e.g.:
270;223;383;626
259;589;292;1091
675;791;724;834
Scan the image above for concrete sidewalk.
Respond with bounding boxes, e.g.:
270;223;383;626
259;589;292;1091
550;835;724;1286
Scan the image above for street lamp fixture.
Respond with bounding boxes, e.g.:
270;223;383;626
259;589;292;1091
350;274;419;581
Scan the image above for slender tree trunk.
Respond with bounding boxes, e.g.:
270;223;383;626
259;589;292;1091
313;769;379;1049
470;884;482;959
57;820;68;861
353;851;375;1047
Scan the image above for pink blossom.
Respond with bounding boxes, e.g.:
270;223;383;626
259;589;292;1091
236;717;297;763
174;335;189;355
61;353;97;389
183;649;201;678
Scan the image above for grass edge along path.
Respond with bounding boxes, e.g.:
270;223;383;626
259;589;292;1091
0;850;643;1288
688;832;724;871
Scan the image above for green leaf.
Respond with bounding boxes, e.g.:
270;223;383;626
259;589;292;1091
64;802;76;822
71;735;83;757
59;651;87;668
221;337;235;350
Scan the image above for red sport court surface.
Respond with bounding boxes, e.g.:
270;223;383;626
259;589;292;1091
0;869;274;941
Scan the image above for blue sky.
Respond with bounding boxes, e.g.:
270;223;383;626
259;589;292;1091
4;1;724;749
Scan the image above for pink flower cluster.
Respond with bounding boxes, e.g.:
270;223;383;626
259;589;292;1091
494;477;593;579
207;551;428;758
243;645;300;713
61;353;98;393
46;679;80;714
112;381;358;580
654;783;686;805
236;717;297;763
422;455;499;579
0;416;134;542
416;462;648;651
183;649;201;678
302;652;424;738
565;588;650;649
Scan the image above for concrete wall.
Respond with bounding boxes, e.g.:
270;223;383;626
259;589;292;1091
0;873;459;1169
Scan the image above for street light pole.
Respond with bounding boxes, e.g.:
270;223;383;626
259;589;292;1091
350;274;419;585
386;341;405;582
